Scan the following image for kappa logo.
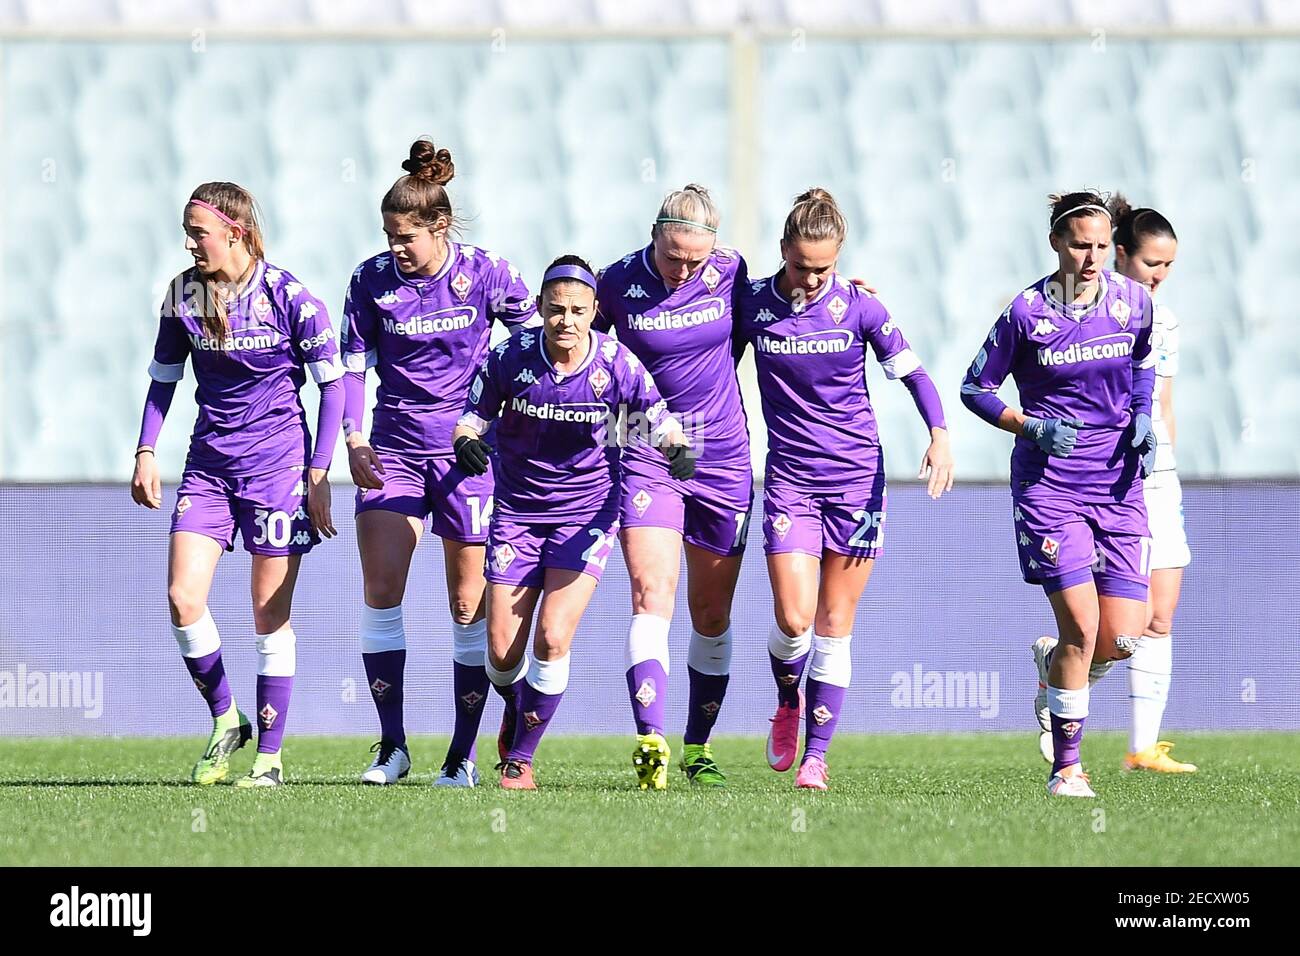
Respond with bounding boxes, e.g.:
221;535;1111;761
1014;506;1024;522
461;245;477;259
987;325;999;347
1033;318;1062;337
643;370;655;391
492;542;517;574
369;677;391;701
259;702;279;729
589;366;611;398
375;291;400;306
450;271;472;301
623;349;640;370
299;301;319;321
772;513;793;540
1022;288;1040;306
635;678;657;708
601;339;618;361
631;489;654;516
1040;536;1061;565
1019;531;1031;547
756;308;778;324
1061;720;1082;738
1028;558;1040;571
522;710;542;730
176;495;192;516
515;368;538;385
253;293;272;320
624;284;648;299
811;704;833;726
827;295;848;324
1111;299;1131;329
700;701;721;717
285;281;303;300
460;689;484;711
293;480;306;496
701;263;721;291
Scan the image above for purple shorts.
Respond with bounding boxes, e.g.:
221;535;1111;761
620;448;754;556
172;464;318;556
763;473;887;558
1012;479;1151;601
354;451;494;543
485;510;621;588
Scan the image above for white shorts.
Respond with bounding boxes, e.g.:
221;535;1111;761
1142;471;1191;570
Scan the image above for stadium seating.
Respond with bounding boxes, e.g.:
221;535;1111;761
1;28;1297;479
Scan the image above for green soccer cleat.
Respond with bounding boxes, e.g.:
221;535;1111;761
234;750;284;789
191;706;253;786
633;732;671;791
680;743;727;788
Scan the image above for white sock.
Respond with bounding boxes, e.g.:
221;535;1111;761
485;654;528;688
687;627;732;676
767;624;812;662
172;608;221;658
256;627;297;677
1128;634;1172;752
359;603;405;654
452;619;487;667
627;613;671;674
1047;684;1089;720
808;634;852;688
527;653;571;695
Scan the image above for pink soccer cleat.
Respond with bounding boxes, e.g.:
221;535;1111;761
767;689;803;772
795;756;830;791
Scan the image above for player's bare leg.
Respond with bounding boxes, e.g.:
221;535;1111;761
620;527;681;787
436;539;489;786
355;510;422;784
1125;567;1194;771
235;553;302;788
678;542;744;786
1044;584;1100;796
169;532;250;785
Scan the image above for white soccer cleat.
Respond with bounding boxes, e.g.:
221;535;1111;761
433;757;480;788
1046;766;1096;798
1032;635;1057;762
360;740;411;785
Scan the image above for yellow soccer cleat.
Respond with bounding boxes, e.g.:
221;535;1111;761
1124;741;1198;773
632;732;671;791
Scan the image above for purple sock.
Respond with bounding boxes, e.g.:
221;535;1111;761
449;661;489;762
802;679;846;763
362;650;406;747
255;675;293;754
683;667;729;745
490;676;523;753
1050;712;1087;775
182;649;232;719
626;659;668;736
770;651;809;708
508;681;564;764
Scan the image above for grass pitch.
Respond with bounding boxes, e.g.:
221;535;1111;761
1;733;1296;866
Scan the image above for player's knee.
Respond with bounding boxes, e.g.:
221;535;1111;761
448;596;479;627
1146;612;1173;638
364;580;406;609
774;609;812;640
533;623;572;661
688;601;730;638
166;583;205;626
817;607;856;638
251;597;291;636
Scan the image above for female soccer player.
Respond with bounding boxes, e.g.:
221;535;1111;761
961;190;1158;797
594;185;751;789
340;139;537;787
453;256;692;791
735;188;953;791
131;182;345;787
1032;197;1196;773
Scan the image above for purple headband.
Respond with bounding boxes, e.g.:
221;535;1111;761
541;264;597;291
188;198;240;229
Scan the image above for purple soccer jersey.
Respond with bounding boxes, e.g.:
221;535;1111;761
148;260;344;475
594;244;750;465
961;270;1156;498
459;329;680;522
340;243;536;458
736;273;922;488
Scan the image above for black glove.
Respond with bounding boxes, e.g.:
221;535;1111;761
454;435;493;476
662;443;695;481
1021;416;1083;458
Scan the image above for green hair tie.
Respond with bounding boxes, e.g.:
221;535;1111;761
655;217;718;234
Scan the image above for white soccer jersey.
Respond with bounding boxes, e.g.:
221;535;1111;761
1149;300;1180;478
